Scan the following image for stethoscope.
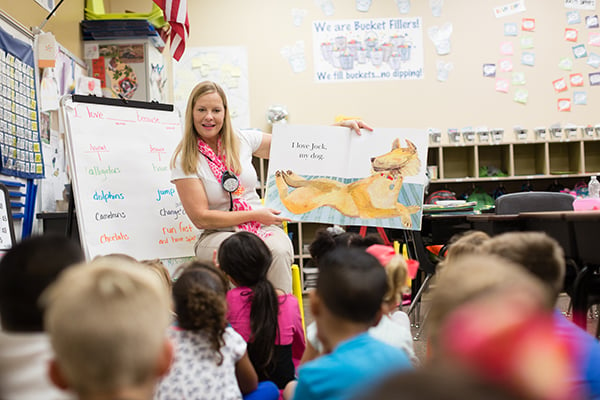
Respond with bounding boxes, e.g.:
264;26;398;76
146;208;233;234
200;152;239;211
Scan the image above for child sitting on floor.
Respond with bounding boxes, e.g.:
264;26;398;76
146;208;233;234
155;261;279;400
301;236;417;366
285;248;412;400
218;231;306;390
42;257;173;400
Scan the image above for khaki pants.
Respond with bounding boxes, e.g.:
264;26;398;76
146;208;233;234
194;225;294;293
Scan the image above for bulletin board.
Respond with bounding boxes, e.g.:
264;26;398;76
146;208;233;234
0;11;44;179
61;95;200;261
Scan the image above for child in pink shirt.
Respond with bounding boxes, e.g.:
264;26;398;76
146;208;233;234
219;232;306;389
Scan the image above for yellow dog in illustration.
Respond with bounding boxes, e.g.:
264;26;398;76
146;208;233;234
274;138;421;228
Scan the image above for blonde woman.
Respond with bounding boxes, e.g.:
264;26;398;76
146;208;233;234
171;81;371;293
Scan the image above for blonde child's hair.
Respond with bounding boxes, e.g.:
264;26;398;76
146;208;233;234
427;253;549;353
437;230;490;271
141;258;173;293
383;254;408;306
481;231;566;301
365;245;408;306
42;258;172;396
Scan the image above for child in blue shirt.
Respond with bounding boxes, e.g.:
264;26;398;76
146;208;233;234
284;248;412;400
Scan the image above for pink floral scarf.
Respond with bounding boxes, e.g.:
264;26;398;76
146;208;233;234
197;137;270;239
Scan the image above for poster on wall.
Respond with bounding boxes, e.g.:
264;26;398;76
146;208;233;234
312;17;424;83
172;46;250;128
264;125;428;230
0;24;44;178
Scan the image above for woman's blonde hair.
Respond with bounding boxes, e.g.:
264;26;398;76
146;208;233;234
171;81;241;175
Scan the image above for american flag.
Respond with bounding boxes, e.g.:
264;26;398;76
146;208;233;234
153;0;189;61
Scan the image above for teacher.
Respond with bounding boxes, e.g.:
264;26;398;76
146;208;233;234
170;81;371;293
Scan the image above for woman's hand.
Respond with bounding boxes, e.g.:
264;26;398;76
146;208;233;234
253;208;290;226
336;119;374;135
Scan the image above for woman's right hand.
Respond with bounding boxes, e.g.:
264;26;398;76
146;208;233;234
253;208;290;226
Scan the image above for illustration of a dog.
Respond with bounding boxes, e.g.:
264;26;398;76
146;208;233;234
274;138;421;228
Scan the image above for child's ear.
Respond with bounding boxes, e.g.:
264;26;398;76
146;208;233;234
48;359;69;390
157;338;175;378
309;290;321;318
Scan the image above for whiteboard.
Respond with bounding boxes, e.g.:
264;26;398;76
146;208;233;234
61;95;200;261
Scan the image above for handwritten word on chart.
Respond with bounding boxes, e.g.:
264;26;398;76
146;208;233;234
159;221;196;245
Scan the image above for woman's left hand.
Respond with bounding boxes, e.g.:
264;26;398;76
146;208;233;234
336;119;374;135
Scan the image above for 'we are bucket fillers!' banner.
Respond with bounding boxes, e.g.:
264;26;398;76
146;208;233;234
312;17;424;83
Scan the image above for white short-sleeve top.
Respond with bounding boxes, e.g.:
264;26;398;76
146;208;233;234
171;129;264;212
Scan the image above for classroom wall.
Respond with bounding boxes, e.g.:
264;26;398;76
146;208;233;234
1;0;84;58
106;0;600;136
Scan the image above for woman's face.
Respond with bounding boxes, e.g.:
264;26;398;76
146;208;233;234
193;91;225;145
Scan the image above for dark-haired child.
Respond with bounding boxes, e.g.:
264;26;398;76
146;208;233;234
0;234;84;400
286;248;412;400
155;262;278;400
218;232;306;390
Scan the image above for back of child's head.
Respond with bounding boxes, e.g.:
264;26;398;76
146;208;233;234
428;253;550;352
0;234;84;332
481;231;565;301
309;226;381;267
353;365;530;400
217;231;279;377
438;230;490;269
141;258;172;294
172;261;229;364
42;257;171;396
218;231;272;286
317;247;388;324
366;244;408;306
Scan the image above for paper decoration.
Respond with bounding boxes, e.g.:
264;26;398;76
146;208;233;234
589;71;600;85
587;52;600;68
436;60;453;82
512;71;526;85
558;98;572;111
430;0;443;17
558;57;574;70
522;18;536;31
493;0;526;18
291;8;308;27
428;23;453;55
281;41;306;73
396;0;411;13
499;58;513;72
565;28;578;41
573;91;587;105
315;0;335;16
521;52;535;66
514;88;528;104
589;32;600;46
553;77;568;92
565;0;596;10
586;15;599;29
496;78;510;92
570;72;584;86
504;22;519;36
356;0;372;12
500;41;514;55
572;44;588;58
483;63;496;77
520;36;534;49
36;32;58;68
567;10;582;25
